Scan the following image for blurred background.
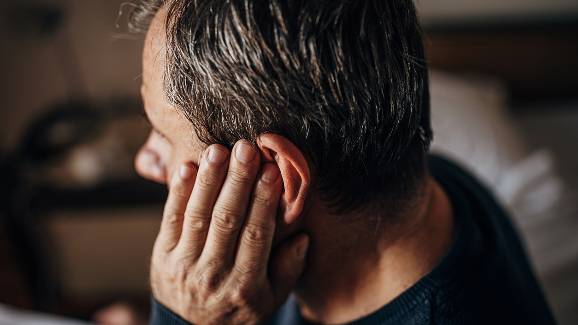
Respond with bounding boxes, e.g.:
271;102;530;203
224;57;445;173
0;0;576;324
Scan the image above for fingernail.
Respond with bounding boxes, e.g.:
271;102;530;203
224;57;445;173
296;236;309;259
207;146;227;164
235;141;256;164
179;164;194;180
261;165;279;183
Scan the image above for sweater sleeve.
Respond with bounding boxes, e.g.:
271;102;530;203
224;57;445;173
150;297;191;325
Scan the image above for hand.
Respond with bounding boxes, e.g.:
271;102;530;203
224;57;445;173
150;140;310;325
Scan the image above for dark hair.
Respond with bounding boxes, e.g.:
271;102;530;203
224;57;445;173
129;0;432;215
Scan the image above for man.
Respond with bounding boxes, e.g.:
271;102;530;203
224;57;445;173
130;0;556;324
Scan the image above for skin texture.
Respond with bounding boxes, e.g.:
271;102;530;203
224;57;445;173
148;143;311;324
136;8;313;324
135;7;455;325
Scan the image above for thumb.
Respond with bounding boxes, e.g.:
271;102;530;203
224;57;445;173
270;233;309;306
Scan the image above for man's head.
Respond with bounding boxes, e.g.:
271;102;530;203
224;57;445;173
133;0;432;218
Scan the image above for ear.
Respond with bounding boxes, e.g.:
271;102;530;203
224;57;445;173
256;133;310;225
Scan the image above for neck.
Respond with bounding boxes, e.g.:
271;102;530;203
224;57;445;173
295;177;454;324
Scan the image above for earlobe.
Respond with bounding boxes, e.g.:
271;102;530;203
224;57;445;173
257;134;310;225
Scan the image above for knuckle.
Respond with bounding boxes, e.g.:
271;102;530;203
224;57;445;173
195;266;223;293
185;207;209;221
186;213;209;231
243;223;269;247
190;218;209;231
163;212;182;227
195;274;217;294
212;208;242;234
230;285;253;306
196;275;215;293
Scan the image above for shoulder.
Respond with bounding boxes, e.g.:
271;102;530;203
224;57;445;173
427;154;557;325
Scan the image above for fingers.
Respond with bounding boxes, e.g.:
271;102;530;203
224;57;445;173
233;163;282;280
178;144;229;257
199;140;260;266
157;163;197;252
270;233;309;305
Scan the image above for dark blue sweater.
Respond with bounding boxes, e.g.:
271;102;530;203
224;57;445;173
150;155;557;325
